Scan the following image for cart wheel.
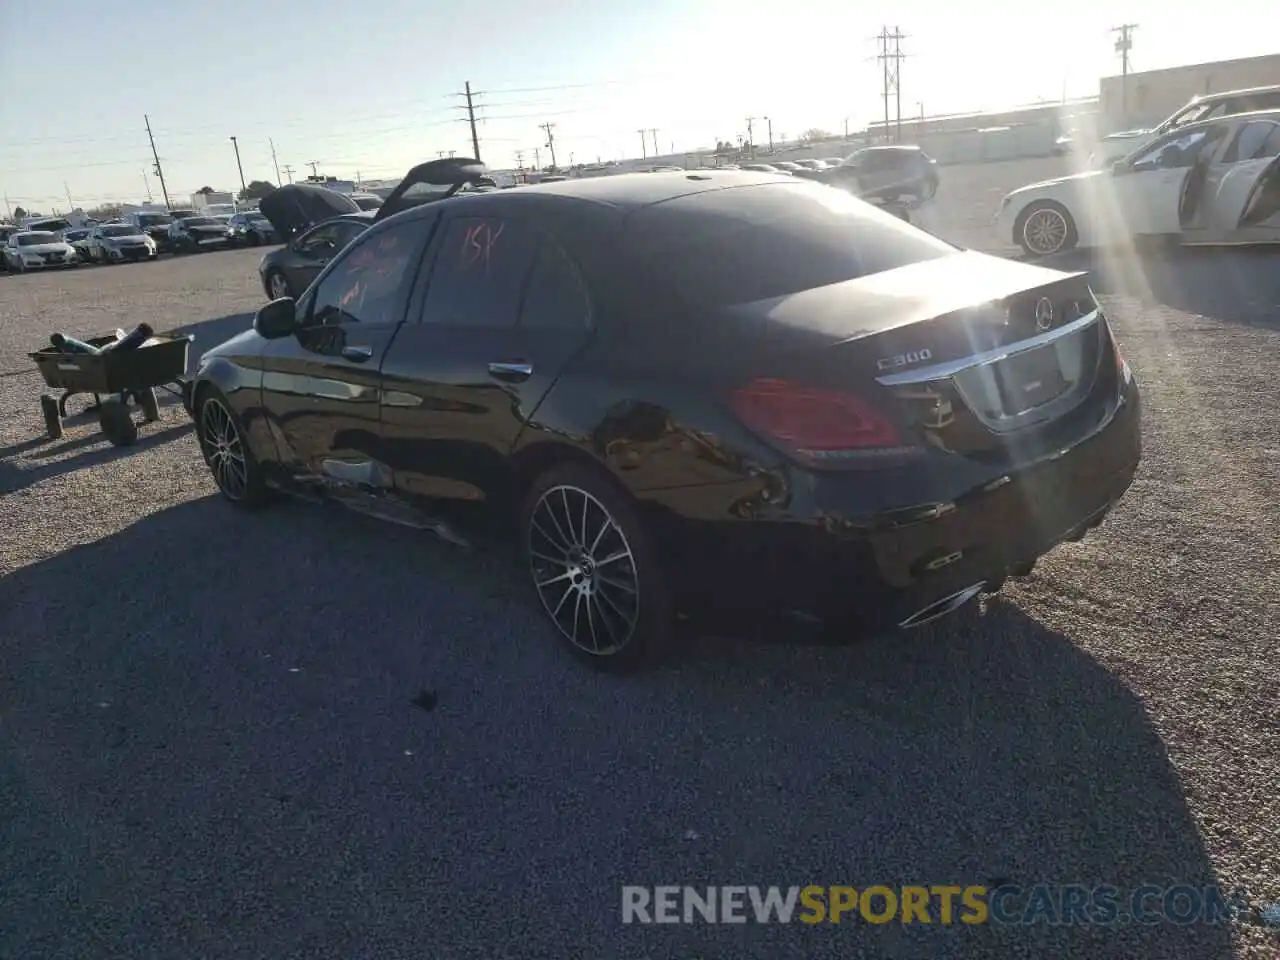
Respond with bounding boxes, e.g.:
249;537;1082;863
137;387;161;423
40;394;64;440
98;399;138;447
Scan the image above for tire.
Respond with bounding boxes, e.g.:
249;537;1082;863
247;231;261;247
1015;201;1077;258
266;269;291;300
519;461;672;670
196;387;268;506
98;399;138;446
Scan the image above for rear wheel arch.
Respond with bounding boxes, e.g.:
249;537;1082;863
509;440;623;508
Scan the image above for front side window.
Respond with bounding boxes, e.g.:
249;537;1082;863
298;223;340;254
1128;129;1214;171
307;220;427;327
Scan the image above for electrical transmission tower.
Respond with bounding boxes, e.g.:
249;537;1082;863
875;26;907;143
1113;24;1138;126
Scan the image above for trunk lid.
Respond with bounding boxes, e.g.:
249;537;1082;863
721;251;1109;458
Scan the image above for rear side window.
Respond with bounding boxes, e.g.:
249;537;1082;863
1223;121;1280;163
629;181;957;307
420;216;539;328
518;239;591;330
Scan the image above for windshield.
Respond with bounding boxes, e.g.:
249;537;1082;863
102;225;140;237
18;232;59;245
630;181;957;307
1161;102;1215;134
352;196;383;210
29;220;70;232
183;217;218;226
137;214;172;226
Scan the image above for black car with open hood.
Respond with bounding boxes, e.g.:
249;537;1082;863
257;184;362;239
257;159;488;239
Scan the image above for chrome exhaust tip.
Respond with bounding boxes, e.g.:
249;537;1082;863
898;582;986;629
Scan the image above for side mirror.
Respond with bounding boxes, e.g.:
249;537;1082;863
254;297;298;339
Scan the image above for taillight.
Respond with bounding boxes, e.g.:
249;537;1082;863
729;378;914;466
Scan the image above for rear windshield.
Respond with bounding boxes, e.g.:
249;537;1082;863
18;232;58;245
102;225;139;237
628;181;957;307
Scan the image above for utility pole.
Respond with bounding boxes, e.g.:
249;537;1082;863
229;136;247;197
540;121;557;170
874;27;907;143
764;116;774;153
649;128;658;157
514;150;525;171
144;114;172;209
1113;23;1138;126
463;81;482;161
307;161;319;177
64;182;75;211
282;165;294;184
534;147;541;171
745;116;755;155
3;195;10;220
638;129;647;159
269;138;282;186
142;170;153;202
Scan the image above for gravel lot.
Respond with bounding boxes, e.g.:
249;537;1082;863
2;160;1277;959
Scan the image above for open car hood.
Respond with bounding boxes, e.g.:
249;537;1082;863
257;184;361;237
373;158;488;221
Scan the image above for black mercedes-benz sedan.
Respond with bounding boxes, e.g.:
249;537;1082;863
186;160;1141;669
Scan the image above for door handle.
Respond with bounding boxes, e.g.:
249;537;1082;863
342;345;373;362
488;361;533;382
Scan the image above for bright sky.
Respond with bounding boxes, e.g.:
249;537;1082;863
2;0;1278;210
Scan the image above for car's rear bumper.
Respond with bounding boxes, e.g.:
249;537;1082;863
651;376;1141;631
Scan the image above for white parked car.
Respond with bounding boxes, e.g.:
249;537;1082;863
998;109;1280;257
2;230;81;272
1089;84;1280;167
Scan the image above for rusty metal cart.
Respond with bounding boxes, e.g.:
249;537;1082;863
29;333;194;446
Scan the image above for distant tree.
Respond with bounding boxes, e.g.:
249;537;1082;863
239;180;276;201
88;203;122;220
803;128;833;143
196;185;215;194
12;206;27;220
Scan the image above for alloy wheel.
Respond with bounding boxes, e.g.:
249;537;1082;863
269;272;289;299
1023;208;1069;256
527;484;641;655
199;397;248;500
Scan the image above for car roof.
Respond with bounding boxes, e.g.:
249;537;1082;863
1191;84;1280;104
1171;106;1280;135
444;169;794;211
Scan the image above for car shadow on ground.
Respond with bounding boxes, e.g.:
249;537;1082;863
0;496;1238;958
1038;244;1280;329
166;311;256;372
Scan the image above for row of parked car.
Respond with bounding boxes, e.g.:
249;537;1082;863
0;209;287;272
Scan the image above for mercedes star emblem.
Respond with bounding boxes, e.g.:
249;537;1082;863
1034;297;1055;331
